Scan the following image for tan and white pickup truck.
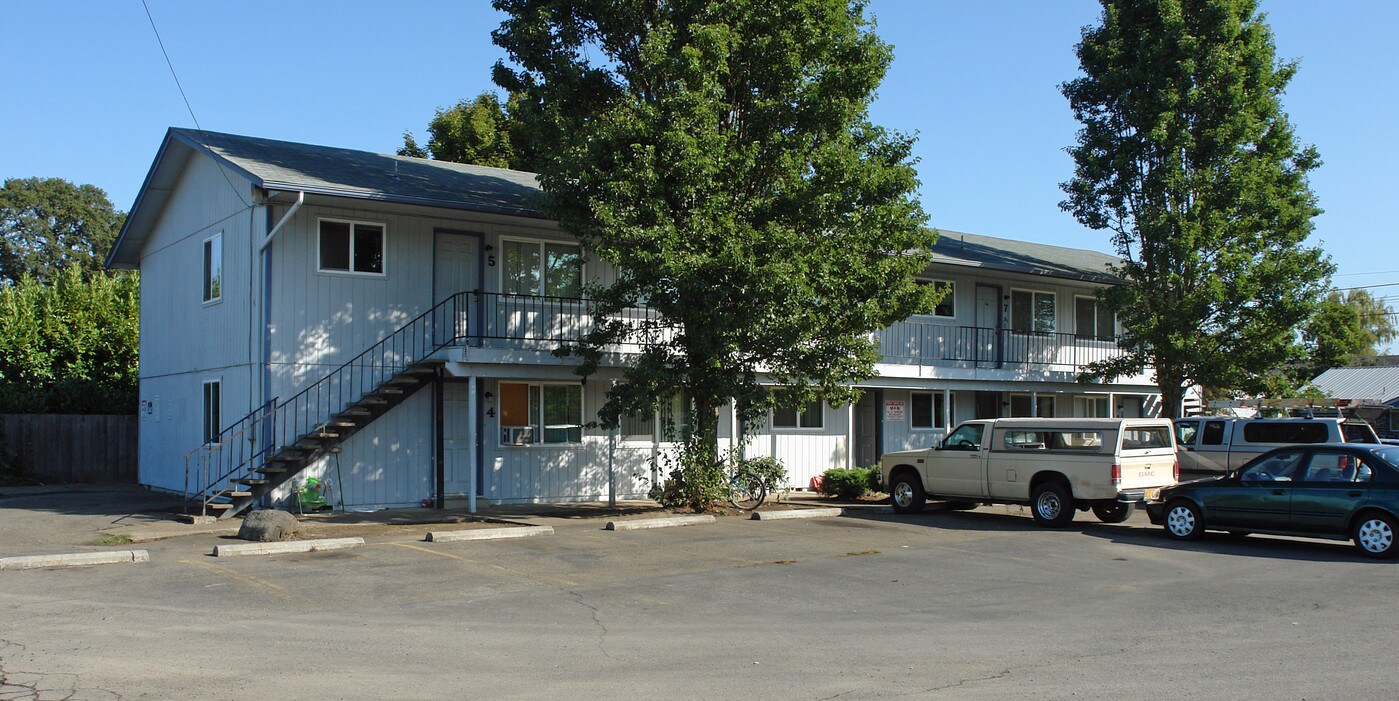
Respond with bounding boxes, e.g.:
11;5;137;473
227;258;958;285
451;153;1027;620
880;418;1179;527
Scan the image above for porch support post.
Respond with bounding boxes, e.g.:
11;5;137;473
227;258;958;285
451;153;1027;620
434;368;445;510
1031;391;1038;417
467;374;478;514
1109;392;1116;418
608;379;616;507
847;399;855;468
943;387;952;432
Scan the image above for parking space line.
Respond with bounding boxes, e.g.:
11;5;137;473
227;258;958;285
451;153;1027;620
388;542;465;560
177;559;297;601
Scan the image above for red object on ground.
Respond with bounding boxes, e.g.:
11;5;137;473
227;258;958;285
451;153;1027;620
810;475;824;492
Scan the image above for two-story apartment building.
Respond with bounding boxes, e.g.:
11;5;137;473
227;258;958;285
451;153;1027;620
107;128;1160;517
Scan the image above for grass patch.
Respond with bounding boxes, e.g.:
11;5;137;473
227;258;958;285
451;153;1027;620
838;550;880;557
92;534;133;546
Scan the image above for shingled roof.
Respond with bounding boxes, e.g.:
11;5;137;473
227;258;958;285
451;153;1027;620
109;128;1124;282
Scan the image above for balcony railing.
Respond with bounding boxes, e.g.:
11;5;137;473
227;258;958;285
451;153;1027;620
875;319;1127;373
467;293;1127;373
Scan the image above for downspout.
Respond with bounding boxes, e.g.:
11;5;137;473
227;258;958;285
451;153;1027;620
260;190;304;252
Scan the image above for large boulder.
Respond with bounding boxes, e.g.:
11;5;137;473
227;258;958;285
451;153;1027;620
237;510;300;542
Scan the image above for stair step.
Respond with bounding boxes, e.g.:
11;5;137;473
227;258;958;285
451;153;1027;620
373;388;406;396
270;453;305;462
386;377;423;385
236;478;269;486
256;466;287;475
337;409;372;417
205;502;234;511
219;490;253;499
401;367;437;376
306;431;340;440
294;442;322;451
328;420;358;428
355;397;388;406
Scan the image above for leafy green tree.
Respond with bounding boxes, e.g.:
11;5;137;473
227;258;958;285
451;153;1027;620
1061;0;1332;417
0;177;127;285
398;91;542;171
1337;289;1396;357
492;0;934;507
0;265;139;413
1301;289;1397;375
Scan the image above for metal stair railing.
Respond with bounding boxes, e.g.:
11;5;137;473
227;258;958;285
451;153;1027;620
183;398;276;517
184;290;475;515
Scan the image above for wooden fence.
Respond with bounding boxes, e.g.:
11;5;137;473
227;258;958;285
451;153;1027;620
1;414;137;483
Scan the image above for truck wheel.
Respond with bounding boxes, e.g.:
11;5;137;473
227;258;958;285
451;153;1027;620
1031;482;1074;528
1092;502;1131;524
889;472;926;514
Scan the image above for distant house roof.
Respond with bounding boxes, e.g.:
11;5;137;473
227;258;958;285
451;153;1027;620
108;128;1124;282
928;229;1121;285
1310;366;1399;405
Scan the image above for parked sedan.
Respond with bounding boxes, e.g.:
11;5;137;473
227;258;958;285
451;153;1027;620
1146;443;1399;558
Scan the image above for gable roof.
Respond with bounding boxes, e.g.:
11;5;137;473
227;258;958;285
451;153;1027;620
1310;366;1399;404
928;229;1121;285
107;128;546;267
108;128;1124;283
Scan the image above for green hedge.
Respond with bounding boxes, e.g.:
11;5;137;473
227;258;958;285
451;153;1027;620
817;466;878;500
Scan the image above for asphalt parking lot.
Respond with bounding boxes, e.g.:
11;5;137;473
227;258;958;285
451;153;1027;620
3;488;1398;700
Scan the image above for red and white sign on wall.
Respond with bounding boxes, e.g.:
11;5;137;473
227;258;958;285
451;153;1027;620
884;400;906;421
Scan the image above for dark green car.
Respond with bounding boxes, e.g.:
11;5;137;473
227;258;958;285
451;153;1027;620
1146;443;1399;558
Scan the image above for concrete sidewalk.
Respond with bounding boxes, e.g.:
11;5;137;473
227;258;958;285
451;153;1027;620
2;483;888;551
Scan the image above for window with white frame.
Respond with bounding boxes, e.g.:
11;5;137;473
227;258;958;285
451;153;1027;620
1011;290;1055;333
1010;394;1055;418
621;395;687;443
1074;296;1114;340
202;380;221;444
773;400;823;429
911;392;954;430
202;232;222;303
498;382;583;445
318;219;385;275
916;280;955;318
1076;395;1110;417
503;238;582;297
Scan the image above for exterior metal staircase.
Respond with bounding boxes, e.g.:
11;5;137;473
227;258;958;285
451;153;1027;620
184;291;474;520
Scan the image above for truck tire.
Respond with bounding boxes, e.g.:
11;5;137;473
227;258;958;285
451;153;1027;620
1092;502;1131;524
1030;481;1074;528
889;471;926;514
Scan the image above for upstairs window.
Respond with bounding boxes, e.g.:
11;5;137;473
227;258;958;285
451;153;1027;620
503;238;582;297
916;280;955;318
1011;290;1055;333
1074;296;1114;340
203;232;222;303
319;219;384;275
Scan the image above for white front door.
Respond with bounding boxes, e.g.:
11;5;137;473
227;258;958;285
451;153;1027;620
443;383;474;495
433;233;481;343
975;284;1000;367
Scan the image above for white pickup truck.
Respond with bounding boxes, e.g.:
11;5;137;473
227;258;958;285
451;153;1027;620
880;418;1179;527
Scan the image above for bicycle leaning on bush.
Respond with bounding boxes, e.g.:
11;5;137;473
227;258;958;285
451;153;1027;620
726;456;787;511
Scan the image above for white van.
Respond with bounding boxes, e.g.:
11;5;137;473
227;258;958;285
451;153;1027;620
880;417;1179;528
1173;417;1380;474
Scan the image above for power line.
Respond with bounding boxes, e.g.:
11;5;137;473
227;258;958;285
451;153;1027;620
1334;269;1399;277
140;0;250;208
1339;282;1399;292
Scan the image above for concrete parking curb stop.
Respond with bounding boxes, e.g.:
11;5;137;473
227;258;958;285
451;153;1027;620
427;525;554;542
752;507;845;520
0;550;150;571
212;537;365;557
605;515;715;531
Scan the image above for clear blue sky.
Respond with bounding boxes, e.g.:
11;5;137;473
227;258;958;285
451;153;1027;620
3;0;1396;336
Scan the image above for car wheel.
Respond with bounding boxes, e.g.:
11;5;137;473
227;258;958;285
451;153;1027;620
1030;482;1074;528
1163;500;1204;541
889;472;926;514
946;500;979;511
1353;512;1398;559
1092;502;1131;524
